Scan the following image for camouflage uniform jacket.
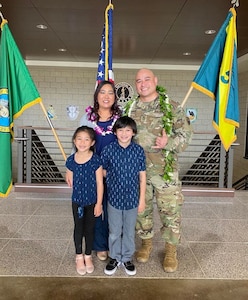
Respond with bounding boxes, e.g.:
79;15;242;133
126;95;193;179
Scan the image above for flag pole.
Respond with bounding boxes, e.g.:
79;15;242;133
38;101;67;161
181;86;193;108
0;4;5;22
231;0;239;8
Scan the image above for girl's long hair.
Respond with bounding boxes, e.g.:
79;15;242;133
72;126;96;152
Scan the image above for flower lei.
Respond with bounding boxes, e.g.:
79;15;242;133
85;106;119;136
124;85;174;183
156;85;174;183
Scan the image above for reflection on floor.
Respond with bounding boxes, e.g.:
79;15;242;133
0;190;247;299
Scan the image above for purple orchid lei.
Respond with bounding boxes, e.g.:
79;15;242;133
85;106;119;136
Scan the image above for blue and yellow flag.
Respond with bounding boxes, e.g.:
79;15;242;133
0;20;41;197
96;3;114;85
191;8;239;151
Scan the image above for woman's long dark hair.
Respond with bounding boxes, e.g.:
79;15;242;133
90;80;122;122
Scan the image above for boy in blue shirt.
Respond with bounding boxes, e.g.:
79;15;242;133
101;116;146;276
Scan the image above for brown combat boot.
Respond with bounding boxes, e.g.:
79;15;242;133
135;238;152;263
163;243;178;273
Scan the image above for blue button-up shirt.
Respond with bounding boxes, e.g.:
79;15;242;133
101;140;146;210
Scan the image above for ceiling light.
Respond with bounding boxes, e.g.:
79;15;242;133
58;48;67;52
36;24;47;30
205;29;216;35
183;52;191;56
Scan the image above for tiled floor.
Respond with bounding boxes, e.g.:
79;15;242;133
0;189;248;299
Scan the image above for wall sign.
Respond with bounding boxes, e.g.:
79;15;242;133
115;82;134;107
186;108;197;123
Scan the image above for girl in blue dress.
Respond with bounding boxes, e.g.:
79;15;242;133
66;126;103;275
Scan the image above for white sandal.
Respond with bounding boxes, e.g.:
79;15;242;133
84;255;94;274
75;254;86;275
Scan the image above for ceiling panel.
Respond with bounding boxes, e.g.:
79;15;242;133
0;0;247;65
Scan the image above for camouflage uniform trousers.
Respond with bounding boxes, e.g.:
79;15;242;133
135;173;184;246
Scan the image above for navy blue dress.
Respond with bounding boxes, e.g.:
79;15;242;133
93;119;116;251
79;113;117;252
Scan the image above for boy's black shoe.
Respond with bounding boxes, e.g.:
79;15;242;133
104;259;120;275
123;261;136;276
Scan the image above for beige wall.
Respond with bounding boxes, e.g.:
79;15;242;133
14;66;214;130
12;64;247;184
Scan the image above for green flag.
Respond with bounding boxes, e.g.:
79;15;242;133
0;19;41;197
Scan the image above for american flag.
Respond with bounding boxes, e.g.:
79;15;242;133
96;3;114;85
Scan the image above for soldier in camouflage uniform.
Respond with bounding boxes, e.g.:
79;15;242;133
125;68;193;272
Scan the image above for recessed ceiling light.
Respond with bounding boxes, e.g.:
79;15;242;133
205;29;216;35
58;48;67;52
183;52;191;56
36;24;47;30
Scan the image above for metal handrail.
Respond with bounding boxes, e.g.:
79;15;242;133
15;126;235;190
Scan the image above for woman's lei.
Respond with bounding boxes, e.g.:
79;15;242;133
124;85;174;183
85;106;119;136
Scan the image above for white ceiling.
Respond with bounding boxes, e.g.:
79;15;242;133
0;0;247;66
